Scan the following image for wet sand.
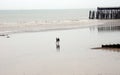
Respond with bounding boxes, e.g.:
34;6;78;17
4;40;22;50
0;20;120;75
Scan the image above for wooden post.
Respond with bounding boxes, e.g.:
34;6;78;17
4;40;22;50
96;11;99;19
89;11;92;19
91;11;95;19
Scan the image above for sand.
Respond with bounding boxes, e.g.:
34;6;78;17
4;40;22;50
0;19;120;75
0;19;120;35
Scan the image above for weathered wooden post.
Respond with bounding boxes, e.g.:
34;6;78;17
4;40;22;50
89;11;92;19
91;11;95;19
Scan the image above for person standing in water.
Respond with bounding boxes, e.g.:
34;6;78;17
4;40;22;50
56;37;60;43
56;37;60;51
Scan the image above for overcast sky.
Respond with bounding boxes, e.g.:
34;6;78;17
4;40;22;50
0;0;120;10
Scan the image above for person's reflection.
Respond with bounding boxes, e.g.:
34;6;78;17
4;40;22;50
56;44;60;51
56;37;60;52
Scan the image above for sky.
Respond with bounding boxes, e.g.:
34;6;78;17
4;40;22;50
0;0;120;10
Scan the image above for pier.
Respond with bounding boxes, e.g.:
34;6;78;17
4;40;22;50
89;7;120;19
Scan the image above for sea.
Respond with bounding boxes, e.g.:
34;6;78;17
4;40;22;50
0;9;89;22
0;9;92;34
0;9;120;75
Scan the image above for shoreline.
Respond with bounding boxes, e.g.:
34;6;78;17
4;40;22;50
0;19;120;35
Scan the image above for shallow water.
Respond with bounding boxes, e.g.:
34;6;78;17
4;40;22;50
0;25;120;75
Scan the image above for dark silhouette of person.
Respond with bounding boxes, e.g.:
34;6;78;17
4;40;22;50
56;37;60;51
56;37;60;42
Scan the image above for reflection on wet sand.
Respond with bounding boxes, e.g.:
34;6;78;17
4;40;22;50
90;25;120;32
98;25;120;32
56;44;60;51
92;47;120;52
90;24;120;52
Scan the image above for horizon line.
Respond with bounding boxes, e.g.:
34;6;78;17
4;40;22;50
0;8;96;10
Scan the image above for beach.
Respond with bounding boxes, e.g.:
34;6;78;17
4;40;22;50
0;19;120;34
0;9;120;75
0;20;120;75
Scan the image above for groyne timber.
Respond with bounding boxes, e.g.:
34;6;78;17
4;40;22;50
89;7;120;19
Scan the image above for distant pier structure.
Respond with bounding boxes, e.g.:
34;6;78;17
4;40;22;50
89;7;120;19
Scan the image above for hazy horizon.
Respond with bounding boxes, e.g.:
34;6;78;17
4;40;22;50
0;0;120;10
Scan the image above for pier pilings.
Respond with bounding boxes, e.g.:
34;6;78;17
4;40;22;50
89;7;120;19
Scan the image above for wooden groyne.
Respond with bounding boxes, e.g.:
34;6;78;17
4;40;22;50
102;44;120;48
89;7;120;19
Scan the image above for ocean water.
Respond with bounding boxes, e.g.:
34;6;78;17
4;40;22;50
0;9;89;23
0;9;94;34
